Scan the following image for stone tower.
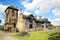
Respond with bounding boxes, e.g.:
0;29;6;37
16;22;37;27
4;5;18;31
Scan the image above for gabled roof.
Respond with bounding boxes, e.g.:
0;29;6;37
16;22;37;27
35;18;51;23
22;14;36;20
22;14;51;23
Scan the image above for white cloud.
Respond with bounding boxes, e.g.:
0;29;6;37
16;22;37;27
52;8;60;26
37;16;46;19
18;10;31;16
21;0;52;14
21;0;60;14
0;4;8;26
51;18;60;26
23;11;32;15
52;8;60;17
0;16;5;26
54;18;60;22
21;0;60;26
51;0;60;7
35;10;41;14
0;4;8;13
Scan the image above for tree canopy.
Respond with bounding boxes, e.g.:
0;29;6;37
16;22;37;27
0;20;1;23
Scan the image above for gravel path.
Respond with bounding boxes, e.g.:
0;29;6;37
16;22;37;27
0;31;19;40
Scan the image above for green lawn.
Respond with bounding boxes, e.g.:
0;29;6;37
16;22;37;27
16;31;49;40
5;29;60;40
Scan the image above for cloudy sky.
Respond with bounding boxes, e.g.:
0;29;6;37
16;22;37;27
0;0;60;26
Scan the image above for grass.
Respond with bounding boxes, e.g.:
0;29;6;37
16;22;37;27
15;31;49;40
4;27;60;40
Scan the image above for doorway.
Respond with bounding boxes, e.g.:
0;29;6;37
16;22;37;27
29;24;33;29
14;23;16;28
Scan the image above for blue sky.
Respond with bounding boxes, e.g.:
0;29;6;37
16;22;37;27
0;0;60;26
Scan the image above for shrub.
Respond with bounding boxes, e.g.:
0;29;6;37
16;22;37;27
17;31;29;36
48;31;60;40
48;26;56;30
0;26;4;30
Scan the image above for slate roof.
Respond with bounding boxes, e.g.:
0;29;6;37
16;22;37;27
22;14;36;20
35;18;51;23
22;14;51;23
5;5;18;12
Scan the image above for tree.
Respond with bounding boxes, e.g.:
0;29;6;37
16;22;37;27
0;20;1;23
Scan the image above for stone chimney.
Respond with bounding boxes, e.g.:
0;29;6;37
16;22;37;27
19;9;22;15
16;9;26;32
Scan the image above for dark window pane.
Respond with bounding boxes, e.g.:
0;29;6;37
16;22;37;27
29;24;33;28
29;19;33;23
12;9;14;16
16;12;18;18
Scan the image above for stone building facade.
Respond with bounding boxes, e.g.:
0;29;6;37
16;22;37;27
4;5;51;32
16;10;36;32
35;17;51;30
16;10;51;31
